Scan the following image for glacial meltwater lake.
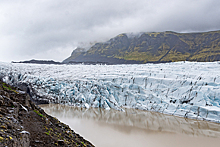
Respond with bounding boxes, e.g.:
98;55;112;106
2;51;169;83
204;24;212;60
40;104;220;147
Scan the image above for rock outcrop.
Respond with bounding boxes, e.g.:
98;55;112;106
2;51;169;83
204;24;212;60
0;80;94;147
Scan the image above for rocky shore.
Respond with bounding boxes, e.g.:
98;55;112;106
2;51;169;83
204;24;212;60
0;80;94;147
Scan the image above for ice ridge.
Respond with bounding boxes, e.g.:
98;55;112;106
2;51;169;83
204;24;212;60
0;61;220;123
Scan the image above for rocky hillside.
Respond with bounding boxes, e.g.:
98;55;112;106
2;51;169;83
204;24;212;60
0;80;94;147
63;30;220;64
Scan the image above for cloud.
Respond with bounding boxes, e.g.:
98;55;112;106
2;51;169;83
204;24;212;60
0;0;219;62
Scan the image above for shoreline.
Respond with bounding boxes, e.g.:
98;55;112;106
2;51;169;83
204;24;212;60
40;104;220;138
41;103;220;147
0;81;94;147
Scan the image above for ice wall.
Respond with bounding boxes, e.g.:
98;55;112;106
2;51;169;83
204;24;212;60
0;62;220;123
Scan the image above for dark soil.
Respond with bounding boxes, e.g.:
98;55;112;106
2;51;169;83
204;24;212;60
0;80;94;147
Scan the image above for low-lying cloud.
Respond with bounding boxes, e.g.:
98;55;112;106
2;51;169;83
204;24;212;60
0;0;219;62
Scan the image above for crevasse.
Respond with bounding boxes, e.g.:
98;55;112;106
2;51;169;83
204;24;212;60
0;61;220;122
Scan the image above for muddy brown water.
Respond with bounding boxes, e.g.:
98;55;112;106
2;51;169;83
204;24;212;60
40;104;220;147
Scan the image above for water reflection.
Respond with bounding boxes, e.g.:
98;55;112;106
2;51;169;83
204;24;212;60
40;104;220;138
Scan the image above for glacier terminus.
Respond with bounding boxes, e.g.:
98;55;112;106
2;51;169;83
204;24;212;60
0;61;220;123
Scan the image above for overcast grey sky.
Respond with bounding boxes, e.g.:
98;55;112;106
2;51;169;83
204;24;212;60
0;0;220;62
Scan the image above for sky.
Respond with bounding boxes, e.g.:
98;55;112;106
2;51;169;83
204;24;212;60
0;0;220;62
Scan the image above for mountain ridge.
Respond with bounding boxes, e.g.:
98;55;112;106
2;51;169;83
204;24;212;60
63;30;220;64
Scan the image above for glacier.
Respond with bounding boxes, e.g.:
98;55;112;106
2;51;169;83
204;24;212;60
0;61;220;123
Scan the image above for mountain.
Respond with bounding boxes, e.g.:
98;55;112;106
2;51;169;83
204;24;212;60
63;30;220;64
63;47;87;63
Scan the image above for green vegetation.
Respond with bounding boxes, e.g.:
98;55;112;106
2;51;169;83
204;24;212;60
64;30;220;63
33;110;45;118
0;136;3;142
45;132;50;135
2;84;12;91
0;125;6;129
81;141;86;146
2;83;18;94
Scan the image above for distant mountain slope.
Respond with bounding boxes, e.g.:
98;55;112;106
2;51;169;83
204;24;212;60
12;59;62;64
63;47;87;63
63;30;220;64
